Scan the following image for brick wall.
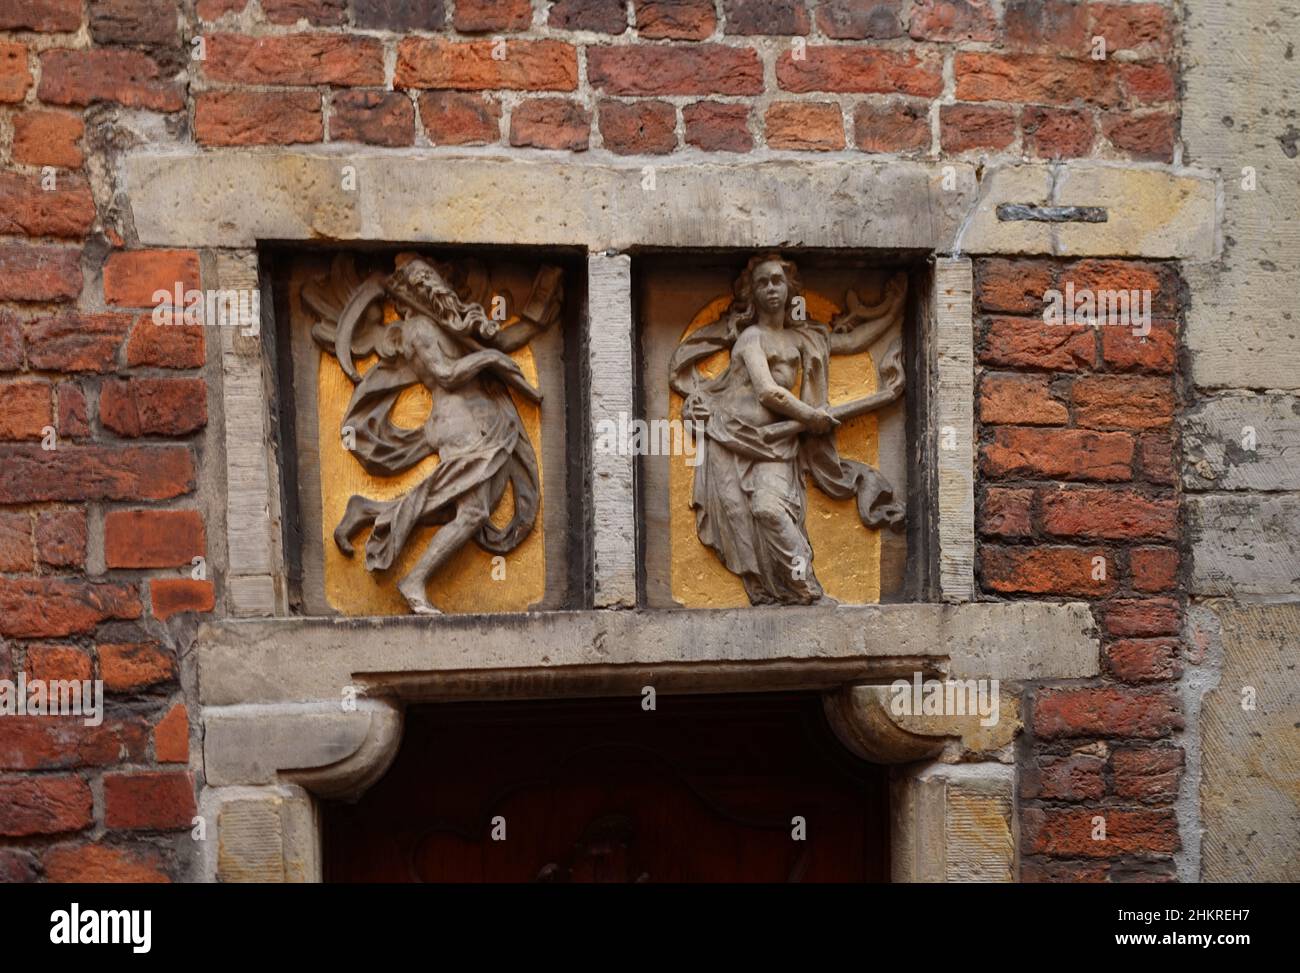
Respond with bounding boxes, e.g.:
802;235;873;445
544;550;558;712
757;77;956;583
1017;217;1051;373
0;0;1186;882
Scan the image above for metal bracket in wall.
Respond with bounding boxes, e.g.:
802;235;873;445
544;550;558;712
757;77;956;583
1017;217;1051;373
995;204;1108;223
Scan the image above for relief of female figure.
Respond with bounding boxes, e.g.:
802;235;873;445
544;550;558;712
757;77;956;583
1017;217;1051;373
668;254;907;606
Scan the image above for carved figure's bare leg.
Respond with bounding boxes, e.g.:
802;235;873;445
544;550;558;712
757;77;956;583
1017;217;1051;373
334;494;383;555
397;482;494;615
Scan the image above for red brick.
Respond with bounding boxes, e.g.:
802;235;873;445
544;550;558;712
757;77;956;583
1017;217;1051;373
0;173;95;239
549;0;629;33
0;717;149;771
204;34;383;86
1101;320;1176;373
955;52;1119;107
454;0;531;30
43;843;170;883
24;643;92;682
1004;0;1089;52
1072;375;1175;430
353;0;444;29
54;379;87;434
1138;431;1175;485
1034;686;1182;739
0;381;52;440
38;49;183;111
0;512;32;572
1130;545;1178;592
1041;488;1177;540
1105;638;1180;682
398;39;578;92
100;377;207;438
724;0;810;34
979;488;1034;539
1021;106;1094;158
979;375;1068;425
418;92;501;145
22;311;130;374
0;311;22;370
941;103;1016;152
330;91;415;147
0;0;83;32
150;578;215;621
197;0;250;17
778;47;942;96
0;578;141;638
1120;62;1176;104
909;0;997;42
982;317;1096;371
0;849;38;883
1089;2;1171;55
600;99;678;155
509;98;591;150
35;508;87;567
261;0;347;25
103;251;199;309
1102;111;1175;162
0;244;82;302
684;101;753;152
1022;859;1110;882
0;42;32;104
11;111;84;168
99;642;177;691
154;703;189;763
0;444;195;503
635;0;718;39
977;259;1057;313
589;44;762;96
1104;598;1180;637
1112;746;1183;803
815;0;904;38
1022;807;1178;857
104;771;196;830
981;545;1115;596
195;91;323;146
104;509;206;568
126;317;205;369
1023;753;1105;801
765;101;844;151
982;427;1134;481
853;100;930;153
90;0;180;44
0;776;92;836
1063;259;1176;314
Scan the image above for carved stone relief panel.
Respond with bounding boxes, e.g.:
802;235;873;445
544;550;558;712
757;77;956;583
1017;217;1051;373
636;253;914;608
276;249;582;616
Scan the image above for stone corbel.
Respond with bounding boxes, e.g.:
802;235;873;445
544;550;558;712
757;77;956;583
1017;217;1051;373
823;684;951;764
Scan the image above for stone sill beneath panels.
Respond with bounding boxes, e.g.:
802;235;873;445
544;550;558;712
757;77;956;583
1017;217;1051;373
125;151;1217;260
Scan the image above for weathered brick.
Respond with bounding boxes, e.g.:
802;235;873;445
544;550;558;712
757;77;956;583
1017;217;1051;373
1062;259;1177;315
22;312;132;373
635;0;717;39
853;100;930;153
955;52;1119;107
99;642;177;691
11;111;84;168
765;101;844;150
0;42;32;104
981;545;1115;596
0;173;95;240
53;380;86;436
1101;320;1176;373
196;0;249;17
982;427;1134;481
909;0;997;42
979;375;1068;425
1129;545;1178;592
1102;111;1175;162
1021;105;1094;158
100;377;208;438
599;99;677;155
509;98;592;150
941;103;1016;152
778;47;942;96
1022;859;1110;882
724;0;810;35
1072;375;1175;430
0;717;149;771
204;34;384;86
154;703;189;763
1041;488;1177;540
330;90;415;147
0;849;38;883
1022;806;1179;857
0;382;52;441
1034;686;1183;739
1089;2;1171;56
0;512;32;572
589;44;762;96
978;487;1034;538
89;0;180;45
0;776;92;836
0;444;195;503
42;843;170;883
125;317;205;369
1138;431;1175;485
150;578;215;621
1023;753;1105;801
104;771;196;830
24;643;92;682
0;0;83;32
103;251;200;309
35;508;87;567
419;92;502;145
261;0;348;26
815;0;904;38
977;259;1057;313
1120;62;1176;104
0;311;23;370
0;579;141;638
0;245;82;302
1112;746;1183;803
1103;598;1180;637
195;91;323;147
104;509;206;568
549;0;629;33
454;0;532;30
982;317;1096;371
684;101;752;152
1004;0;1089;52
398;39;578;91
353;0;444;29
1105;638;1180;682
38;49;183;111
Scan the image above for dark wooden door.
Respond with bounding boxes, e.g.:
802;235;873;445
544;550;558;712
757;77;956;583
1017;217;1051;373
323;692;889;883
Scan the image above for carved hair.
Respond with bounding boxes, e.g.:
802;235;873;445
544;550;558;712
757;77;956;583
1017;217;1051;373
725;252;804;334
385;259;497;342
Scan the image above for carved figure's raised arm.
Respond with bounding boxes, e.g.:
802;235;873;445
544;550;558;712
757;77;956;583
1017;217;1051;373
829;272;907;356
